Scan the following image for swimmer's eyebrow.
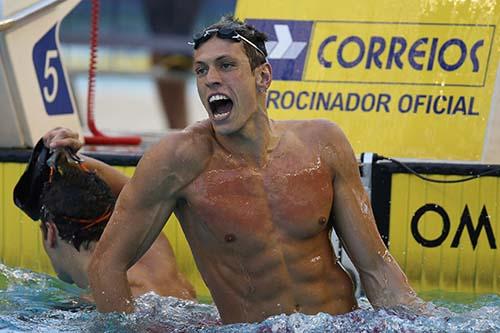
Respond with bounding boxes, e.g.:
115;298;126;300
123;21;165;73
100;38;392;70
194;54;238;66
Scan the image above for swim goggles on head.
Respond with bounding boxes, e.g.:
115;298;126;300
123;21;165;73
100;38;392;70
190;26;267;58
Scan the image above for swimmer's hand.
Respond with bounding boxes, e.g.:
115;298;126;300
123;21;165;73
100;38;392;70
80;291;95;304
43;127;82;152
402;297;453;317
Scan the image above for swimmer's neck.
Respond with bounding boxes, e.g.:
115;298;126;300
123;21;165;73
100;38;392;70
214;112;280;167
63;240;97;290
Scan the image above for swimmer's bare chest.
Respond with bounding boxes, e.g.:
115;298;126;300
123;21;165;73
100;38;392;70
179;142;334;252
175;136;358;322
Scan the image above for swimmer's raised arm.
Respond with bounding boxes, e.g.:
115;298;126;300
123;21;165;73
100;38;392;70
88;130;210;313
42;127;128;196
321;121;421;309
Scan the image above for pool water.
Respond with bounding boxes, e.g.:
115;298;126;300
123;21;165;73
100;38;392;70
0;264;498;332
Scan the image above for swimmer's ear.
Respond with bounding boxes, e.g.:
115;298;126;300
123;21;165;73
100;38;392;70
45;222;58;248
255;62;272;94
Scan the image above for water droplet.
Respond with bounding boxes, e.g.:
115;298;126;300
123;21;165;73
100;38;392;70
224;234;236;242
311;256;321;263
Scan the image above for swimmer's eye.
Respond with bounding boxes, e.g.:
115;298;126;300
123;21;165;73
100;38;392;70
194;66;208;76
220;62;235;70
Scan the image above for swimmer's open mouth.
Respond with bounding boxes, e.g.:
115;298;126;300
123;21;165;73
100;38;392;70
208;94;233;121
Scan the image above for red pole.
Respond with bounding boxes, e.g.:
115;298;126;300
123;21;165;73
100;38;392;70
84;0;141;145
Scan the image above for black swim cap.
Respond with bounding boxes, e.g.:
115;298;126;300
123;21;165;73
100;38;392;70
13;138;52;220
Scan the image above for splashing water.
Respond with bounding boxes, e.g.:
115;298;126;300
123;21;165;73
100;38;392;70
0;264;498;332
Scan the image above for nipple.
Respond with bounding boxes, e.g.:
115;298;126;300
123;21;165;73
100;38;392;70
318;216;327;225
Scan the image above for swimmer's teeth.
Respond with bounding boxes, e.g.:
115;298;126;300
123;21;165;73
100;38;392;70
208;94;232;120
209;94;229;103
213;111;230;120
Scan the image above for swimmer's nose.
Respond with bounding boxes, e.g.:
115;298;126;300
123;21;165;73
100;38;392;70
205;67;222;88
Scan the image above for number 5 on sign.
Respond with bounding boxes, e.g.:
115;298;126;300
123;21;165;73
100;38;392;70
43;50;59;103
33;25;74;115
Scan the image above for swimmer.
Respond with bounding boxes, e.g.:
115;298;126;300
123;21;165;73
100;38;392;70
13;129;196;301
87;16;424;324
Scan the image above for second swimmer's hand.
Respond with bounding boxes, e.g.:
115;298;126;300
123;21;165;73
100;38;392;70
43;127;82;152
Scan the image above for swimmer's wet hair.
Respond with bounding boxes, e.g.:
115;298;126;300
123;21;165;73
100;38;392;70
40;164;115;251
197;15;268;70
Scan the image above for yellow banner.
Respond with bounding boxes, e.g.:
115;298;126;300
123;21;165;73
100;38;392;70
389;173;498;293
236;0;500;161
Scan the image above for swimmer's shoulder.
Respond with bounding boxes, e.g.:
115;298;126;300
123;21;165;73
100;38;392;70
273;118;346;144
277;119;354;176
142;120;214;174
179;119;214;161
184;119;215;140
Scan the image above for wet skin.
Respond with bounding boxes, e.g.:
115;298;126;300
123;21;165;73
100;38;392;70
88;37;420;324
176;121;357;323
37;130;197;302
42;220;196;301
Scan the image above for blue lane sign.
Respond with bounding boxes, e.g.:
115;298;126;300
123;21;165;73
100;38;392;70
32;25;74;115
